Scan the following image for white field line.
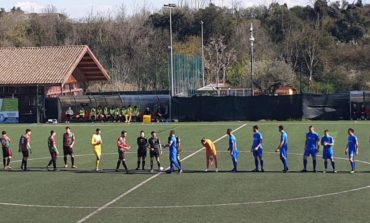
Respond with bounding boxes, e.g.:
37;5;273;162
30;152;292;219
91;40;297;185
0;147;369;210
76;124;247;223
110;184;370;209
0;184;369;210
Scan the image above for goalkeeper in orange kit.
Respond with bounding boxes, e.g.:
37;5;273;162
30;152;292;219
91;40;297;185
201;138;218;172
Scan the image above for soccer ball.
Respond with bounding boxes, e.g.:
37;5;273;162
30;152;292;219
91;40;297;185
159;166;164;171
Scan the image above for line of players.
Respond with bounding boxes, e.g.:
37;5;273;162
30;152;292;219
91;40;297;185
0;127;184;173
226;125;359;174
0;125;360;173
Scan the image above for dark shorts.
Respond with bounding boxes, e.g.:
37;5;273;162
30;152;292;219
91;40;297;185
304;148;318;158
2;147;11;158
252;149;263;158
118;149;125;160
150;149;160;158
49;151;58;159
22;150;29;158
63;146;74;156
137;148;147;158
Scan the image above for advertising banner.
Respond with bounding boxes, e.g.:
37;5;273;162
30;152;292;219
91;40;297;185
0;98;19;123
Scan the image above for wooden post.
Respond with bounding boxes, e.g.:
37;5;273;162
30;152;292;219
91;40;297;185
36;85;39;123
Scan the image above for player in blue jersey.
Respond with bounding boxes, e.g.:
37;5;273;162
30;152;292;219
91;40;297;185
165;130;182;174
302;125;320;172
345;128;359;174
251;125;264;172
321;129;336;173
227;128;238;172
275;125;288;173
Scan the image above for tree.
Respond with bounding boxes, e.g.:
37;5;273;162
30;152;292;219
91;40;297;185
299;26;323;91
253;60;297;94
313;0;329;27
10;7;23;13
1;2;370;93
194;4;236;43
204;37;236;86
330;2;369;42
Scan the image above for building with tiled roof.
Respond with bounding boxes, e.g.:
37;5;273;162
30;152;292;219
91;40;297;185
0;45;110;122
0;45;110;94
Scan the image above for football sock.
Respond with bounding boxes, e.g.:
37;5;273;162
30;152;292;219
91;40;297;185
324;160;328;169
2;158;5;167
260;159;264;170
254;158;259;170
157;161;161;168
95;159;100;169
64;156;67;165
331;161;335;170
48;160;52;167
24;160;27;170
122;160;128;171
52;158;56;169
150;160;153;170
303;159;307;170
286;158;289;170
174;160;181;170
6;158;10;166
313;160;317;171
116;160;121;169
170;161;174;172
282;158;288;170
137;161;140;169
142;161;145;170
232;158;237;171
21;159;25;169
71;157;75;166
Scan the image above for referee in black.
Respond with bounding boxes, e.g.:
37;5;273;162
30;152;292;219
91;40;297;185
149;131;162;172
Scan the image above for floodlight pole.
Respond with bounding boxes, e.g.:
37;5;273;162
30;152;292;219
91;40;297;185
165;3;176;97
249;23;255;96
164;3;176;121
201;20;205;87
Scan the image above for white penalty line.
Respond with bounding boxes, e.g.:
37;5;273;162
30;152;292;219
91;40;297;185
76;123;247;223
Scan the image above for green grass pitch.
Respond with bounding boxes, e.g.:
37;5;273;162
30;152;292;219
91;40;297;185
0;121;369;223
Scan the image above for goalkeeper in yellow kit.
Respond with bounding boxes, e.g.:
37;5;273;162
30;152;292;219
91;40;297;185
91;128;103;171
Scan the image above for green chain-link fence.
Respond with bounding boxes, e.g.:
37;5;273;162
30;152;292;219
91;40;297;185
172;53;202;97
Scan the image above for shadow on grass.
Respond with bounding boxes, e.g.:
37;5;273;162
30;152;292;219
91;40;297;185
1;168;369;175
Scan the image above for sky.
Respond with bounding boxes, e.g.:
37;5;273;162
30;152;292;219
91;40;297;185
1;0;369;19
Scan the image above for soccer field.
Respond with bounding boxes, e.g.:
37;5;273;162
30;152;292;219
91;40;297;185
0;121;369;223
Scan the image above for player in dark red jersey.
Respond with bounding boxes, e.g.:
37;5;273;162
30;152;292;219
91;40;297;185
116;130;130;173
18;129;31;171
1;131;12;170
63;127;76;168
47;130;59;171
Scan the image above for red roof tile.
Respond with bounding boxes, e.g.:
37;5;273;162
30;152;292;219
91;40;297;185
0;45;110;85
